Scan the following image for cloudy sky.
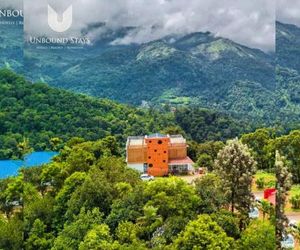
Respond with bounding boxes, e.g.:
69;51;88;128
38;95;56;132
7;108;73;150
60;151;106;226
23;0;275;51
1;0;22;10
277;0;300;26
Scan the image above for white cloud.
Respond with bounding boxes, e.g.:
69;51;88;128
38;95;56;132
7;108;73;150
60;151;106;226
1;0;23;10
24;0;275;51
277;0;300;27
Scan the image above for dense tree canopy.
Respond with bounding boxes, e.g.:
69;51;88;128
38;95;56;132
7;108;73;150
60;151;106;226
0;135;277;249
2;70;298;249
0;69;173;159
238;220;275;250
174;214;234;250
0;69;255;159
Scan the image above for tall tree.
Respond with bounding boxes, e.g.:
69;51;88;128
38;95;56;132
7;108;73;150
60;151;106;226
275;151;292;250
241;128;273;170
214;139;256;223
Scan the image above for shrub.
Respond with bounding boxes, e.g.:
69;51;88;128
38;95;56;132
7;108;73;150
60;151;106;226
266;180;275;188
290;194;300;209
255;177;265;189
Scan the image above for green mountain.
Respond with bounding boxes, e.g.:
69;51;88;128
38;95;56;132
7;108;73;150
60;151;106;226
0;16;23;72
276;21;300;71
25;30;279;122
275;22;300;122
0;69;249;159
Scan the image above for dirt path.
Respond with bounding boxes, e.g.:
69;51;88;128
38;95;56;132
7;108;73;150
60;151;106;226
287;212;300;223
253;191;264;199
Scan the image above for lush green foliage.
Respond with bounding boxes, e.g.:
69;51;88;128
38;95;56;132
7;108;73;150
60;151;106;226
0;69;173;159
238;220;275;250
290;194;300;209
0;215;23;250
0;135;276;249
175;107;250;142
276;22;300;125
2;20;300;250
22;22;300;126
24;28;300;124
194;174;227;213
0;69;252;159
174;214;234;249
26;32;273;103
0;18;23;73
215;139;256;226
241;128;300;183
255;177;266;189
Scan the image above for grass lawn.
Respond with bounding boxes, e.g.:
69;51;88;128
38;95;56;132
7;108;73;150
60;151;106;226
286;185;300;212
290;185;300;196
252;171;275;192
255;171;275;180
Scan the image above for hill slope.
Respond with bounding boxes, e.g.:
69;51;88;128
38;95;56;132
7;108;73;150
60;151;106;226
276;21;300;71
0;69;171;158
25;30;278;122
275;22;300;122
0;16;23;72
0;69;249;159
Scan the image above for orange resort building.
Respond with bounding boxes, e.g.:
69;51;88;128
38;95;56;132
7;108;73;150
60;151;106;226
126;134;195;176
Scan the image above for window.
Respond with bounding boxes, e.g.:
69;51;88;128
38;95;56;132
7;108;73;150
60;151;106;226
169;164;188;172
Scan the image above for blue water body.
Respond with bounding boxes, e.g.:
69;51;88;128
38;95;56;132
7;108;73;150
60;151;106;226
0;151;59;179
0;160;23;179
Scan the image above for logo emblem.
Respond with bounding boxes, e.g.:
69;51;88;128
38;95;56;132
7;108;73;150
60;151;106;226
48;4;72;32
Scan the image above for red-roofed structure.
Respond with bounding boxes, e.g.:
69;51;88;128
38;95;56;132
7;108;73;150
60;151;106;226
168;157;194;165
264;188;276;205
267;193;276;206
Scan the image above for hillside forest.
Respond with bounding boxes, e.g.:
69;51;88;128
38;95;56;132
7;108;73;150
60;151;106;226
0;69;299;249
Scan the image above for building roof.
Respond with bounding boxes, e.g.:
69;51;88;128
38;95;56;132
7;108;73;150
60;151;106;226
264;188;276;206
126;136;145;146
127;134;186;147
147;133;168;138
267;193;276;206
169;135;186;144
168;157;194;165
